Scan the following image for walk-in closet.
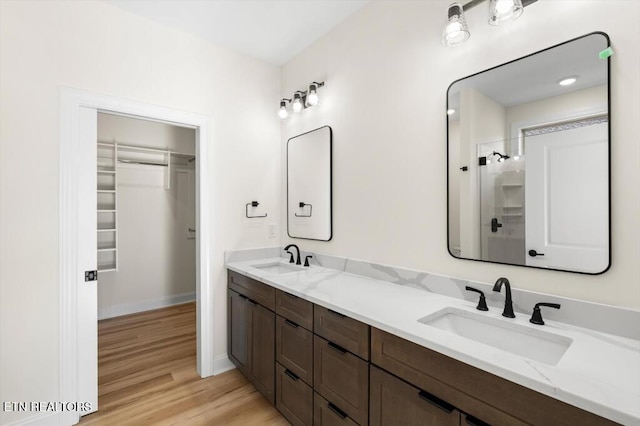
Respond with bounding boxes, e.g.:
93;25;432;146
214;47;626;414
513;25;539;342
96;112;197;319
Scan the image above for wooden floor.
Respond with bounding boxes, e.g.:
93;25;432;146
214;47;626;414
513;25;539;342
79;303;288;425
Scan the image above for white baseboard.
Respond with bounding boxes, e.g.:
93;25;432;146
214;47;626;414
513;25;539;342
3;411;63;426
212;354;235;375
98;292;196;320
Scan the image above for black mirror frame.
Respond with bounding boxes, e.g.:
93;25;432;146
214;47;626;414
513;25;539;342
446;31;611;275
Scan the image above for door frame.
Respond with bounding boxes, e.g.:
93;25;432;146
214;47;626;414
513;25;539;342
59;87;215;425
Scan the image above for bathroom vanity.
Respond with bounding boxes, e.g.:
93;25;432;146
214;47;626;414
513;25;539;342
226;254;639;426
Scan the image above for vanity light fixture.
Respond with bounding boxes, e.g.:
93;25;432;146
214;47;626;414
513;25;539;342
306;82;324;106
443;0;536;47
292;92;304;113
558;76;578;86
278;99;291;119
278;81;325;119
488;0;523;25
442;3;470;47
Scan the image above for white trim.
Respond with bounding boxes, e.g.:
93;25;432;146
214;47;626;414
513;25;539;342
59;87;215;425
213;354;235;375
97;292;196;320
3;412;62;426
509;106;607;156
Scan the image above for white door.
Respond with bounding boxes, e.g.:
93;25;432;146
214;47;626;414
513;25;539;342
78;106;98;414
525;121;608;273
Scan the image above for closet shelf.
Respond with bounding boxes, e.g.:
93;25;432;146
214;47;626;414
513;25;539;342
97;140;118;272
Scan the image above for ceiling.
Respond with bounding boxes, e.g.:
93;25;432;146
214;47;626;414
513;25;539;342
448;33;608;119
104;0;369;65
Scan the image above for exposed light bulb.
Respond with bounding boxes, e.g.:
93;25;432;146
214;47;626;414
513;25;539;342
447;109;455;115
278;100;288;119
513;155;520;161
442;3;470;47
489;0;523;25
307;84;319;106
292;94;304;113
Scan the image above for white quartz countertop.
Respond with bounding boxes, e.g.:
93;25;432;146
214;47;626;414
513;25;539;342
226;258;640;425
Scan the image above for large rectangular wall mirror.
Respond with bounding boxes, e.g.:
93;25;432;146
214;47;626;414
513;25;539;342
447;32;610;274
287;126;332;241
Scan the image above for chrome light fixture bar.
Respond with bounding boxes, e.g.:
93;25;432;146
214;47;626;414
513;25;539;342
278;81;325;119
442;0;536;47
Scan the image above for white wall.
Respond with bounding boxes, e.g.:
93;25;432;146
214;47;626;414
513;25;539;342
281;1;640;309
0;1;280;424
97;114;197;319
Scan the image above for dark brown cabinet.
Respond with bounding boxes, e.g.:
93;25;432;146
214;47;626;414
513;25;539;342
275;362;313;426
229;269;614;426
314;392;359;426
276;289;314;330
276;315;314;384
250;301;275;403
314;335;369;425
227;274;276;405
370;365;461;426
228;289;250;376
314;305;370;360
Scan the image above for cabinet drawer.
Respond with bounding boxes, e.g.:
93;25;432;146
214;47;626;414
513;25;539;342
371;328;614;426
313;335;368;425
228;270;275;310
370;365;461;426
276;289;313;330
276;363;313;426
276;314;313;385
314;392;359;426
314;305;370;360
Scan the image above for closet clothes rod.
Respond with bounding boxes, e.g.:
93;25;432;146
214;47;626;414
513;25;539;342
98;140;193;158
117;159;168;167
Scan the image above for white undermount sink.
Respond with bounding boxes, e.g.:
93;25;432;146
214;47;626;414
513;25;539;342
251;261;305;275
418;307;573;365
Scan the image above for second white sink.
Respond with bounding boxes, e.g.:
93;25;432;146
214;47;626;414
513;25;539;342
251;261;305;275
418;307;573;365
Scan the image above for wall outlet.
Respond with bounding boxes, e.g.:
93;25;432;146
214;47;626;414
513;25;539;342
268;223;276;238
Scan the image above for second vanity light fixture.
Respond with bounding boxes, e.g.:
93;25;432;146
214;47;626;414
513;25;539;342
278;81;325;119
443;0;536;47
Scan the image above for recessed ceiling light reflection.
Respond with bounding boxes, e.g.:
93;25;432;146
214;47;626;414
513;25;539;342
558;76;578;86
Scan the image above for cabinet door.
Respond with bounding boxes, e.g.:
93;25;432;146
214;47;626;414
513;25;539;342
250;301;275;404
276;315;313;385
370;365;461;426
314;335;369;425
276;363;313;426
313;392;359;426
228;289;250;375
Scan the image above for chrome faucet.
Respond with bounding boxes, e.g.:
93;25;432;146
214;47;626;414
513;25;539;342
493;277;515;318
284;244;301;265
